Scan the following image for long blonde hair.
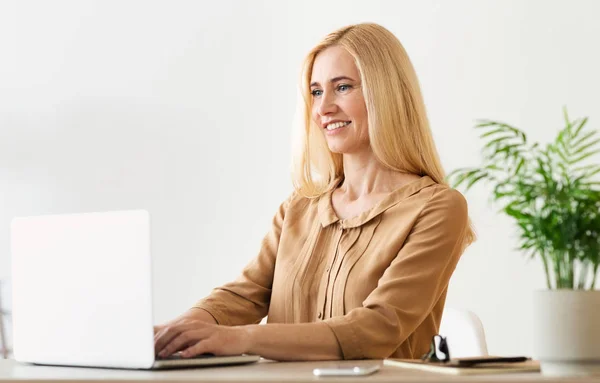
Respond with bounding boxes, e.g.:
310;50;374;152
291;22;475;245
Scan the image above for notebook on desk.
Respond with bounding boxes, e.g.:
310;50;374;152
10;210;260;370
384;357;540;375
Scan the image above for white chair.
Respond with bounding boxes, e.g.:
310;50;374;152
439;307;489;358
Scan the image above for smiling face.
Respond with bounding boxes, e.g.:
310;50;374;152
310;46;370;154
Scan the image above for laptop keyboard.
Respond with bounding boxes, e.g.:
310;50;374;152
157;353;216;360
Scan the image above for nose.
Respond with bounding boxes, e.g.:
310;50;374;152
317;90;337;117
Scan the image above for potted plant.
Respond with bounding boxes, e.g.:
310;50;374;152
447;108;600;376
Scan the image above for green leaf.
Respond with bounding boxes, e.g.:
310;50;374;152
447;168;469;179
563;106;571;128
485;164;502;171
476;121;526;141
535;158;553;185
465;172;489;192
570;150;600;165
483;135;517;150
475;119;507;128
519;130;527;143
555;135;572;157
571;130;597;151
572;117;589;138
573;164;600;172
447;168;483;189
514;158;526;175
558;162;570;178
452;174;471;189
572;138;600;157
491;143;526;162
479;128;507;139
552;144;570;163
583;167;600;179
556;128;569;148
446;171;468;188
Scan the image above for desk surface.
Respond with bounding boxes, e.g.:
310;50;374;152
0;358;591;383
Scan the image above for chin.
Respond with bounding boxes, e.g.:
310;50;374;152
327;145;357;155
326;139;367;155
326;143;348;154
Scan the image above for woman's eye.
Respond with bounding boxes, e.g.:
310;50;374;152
311;89;323;97
337;84;352;92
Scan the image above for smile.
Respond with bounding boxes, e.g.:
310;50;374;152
326;121;351;131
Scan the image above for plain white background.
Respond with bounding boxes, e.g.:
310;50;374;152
1;0;599;356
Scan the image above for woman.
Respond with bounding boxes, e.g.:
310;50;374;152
154;22;475;361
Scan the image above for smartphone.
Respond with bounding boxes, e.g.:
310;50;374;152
313;364;380;377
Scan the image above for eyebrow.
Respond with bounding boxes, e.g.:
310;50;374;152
310;76;356;88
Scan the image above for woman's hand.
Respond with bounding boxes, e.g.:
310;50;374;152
154;320;251;358
154;307;217;337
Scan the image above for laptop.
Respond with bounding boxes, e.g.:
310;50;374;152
10;209;260;369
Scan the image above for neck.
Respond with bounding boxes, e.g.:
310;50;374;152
339;150;419;200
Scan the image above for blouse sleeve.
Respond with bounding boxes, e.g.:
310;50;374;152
191;193;294;326
323;188;470;359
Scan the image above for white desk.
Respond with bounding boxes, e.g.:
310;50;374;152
0;358;589;383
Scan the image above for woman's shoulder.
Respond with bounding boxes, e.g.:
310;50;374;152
423;182;467;202
386;176;468;211
415;181;469;218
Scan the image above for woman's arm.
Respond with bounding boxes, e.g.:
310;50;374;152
244;322;341;360
154;308;216;338
155;188;470;361
156;321;342;361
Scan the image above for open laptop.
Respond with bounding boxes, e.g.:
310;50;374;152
10;210;260;370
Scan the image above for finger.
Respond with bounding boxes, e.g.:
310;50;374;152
154;319;182;342
154;327;177;354
154;323;171;342
180;339;213;358
159;330;204;358
154;323;198;355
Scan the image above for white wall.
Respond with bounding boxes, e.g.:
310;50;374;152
1;0;599;357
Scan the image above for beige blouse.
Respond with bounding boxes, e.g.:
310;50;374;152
193;176;470;360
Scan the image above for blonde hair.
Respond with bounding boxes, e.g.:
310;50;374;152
291;22;475;245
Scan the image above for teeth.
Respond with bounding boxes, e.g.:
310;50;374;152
326;121;351;130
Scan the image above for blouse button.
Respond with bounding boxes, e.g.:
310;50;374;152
317;312;322;319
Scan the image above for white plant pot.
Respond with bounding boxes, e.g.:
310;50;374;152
533;290;600;376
